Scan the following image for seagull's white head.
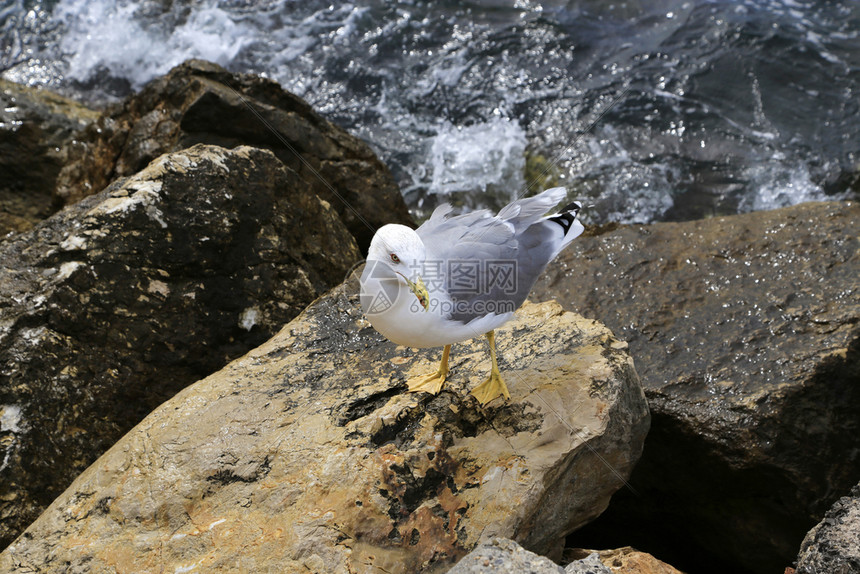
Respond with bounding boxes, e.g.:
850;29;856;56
367;224;427;278
362;224;431;315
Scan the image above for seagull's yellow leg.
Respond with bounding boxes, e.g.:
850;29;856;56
471;330;511;406
407;344;451;395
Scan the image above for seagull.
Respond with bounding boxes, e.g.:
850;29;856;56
360;187;584;405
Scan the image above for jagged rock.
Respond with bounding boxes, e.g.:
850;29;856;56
0;295;649;573
564;553;613;574
0;144;360;549
533;201;860;573
55;59;413;251
0;79;99;236
447;537;566;573
795;482;860;574
565;547;685;574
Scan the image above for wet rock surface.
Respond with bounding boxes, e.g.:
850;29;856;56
0;294;649;573
55;59;412;251
795;482;860;574
0;79;99;236
533;201;860;573
0;144;360;549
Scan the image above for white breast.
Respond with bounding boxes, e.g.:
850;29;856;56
360;277;512;348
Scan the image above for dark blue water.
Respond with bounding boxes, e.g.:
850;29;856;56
2;0;858;224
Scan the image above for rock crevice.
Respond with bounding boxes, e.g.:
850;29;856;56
533;201;860;573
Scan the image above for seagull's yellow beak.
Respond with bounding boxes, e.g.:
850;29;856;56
396;272;430;311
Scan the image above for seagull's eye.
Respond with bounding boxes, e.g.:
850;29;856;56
389;253;401;264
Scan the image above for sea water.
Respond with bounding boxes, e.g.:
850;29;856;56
2;0;858;224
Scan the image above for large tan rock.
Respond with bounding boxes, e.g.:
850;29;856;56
0;293;649;573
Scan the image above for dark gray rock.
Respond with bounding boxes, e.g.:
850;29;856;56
533;201;860;573
55;59;413;251
0;144;361;549
795;482;860;574
0;79;99;236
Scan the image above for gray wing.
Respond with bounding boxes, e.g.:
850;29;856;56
415;188;569;324
496;187;567;222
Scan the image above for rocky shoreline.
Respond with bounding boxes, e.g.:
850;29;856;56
1;61;858;573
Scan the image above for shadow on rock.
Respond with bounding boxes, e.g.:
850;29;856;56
533;201;860;573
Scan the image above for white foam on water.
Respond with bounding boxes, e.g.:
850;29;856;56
54;0;254;89
428;117;527;200
574;127;677;224
172;5;253;65
601;168;677;225
741;160;829;213
55;0;169;87
20;0;856;223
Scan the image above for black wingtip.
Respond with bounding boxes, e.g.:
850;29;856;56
559;201;582;214
548;202;582;235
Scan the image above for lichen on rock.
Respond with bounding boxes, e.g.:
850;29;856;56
0;143;361;549
0;279;649;573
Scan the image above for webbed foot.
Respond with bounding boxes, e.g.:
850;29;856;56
470;330;511;406
406;344;451;395
407;370;447;394
471;369;511;406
